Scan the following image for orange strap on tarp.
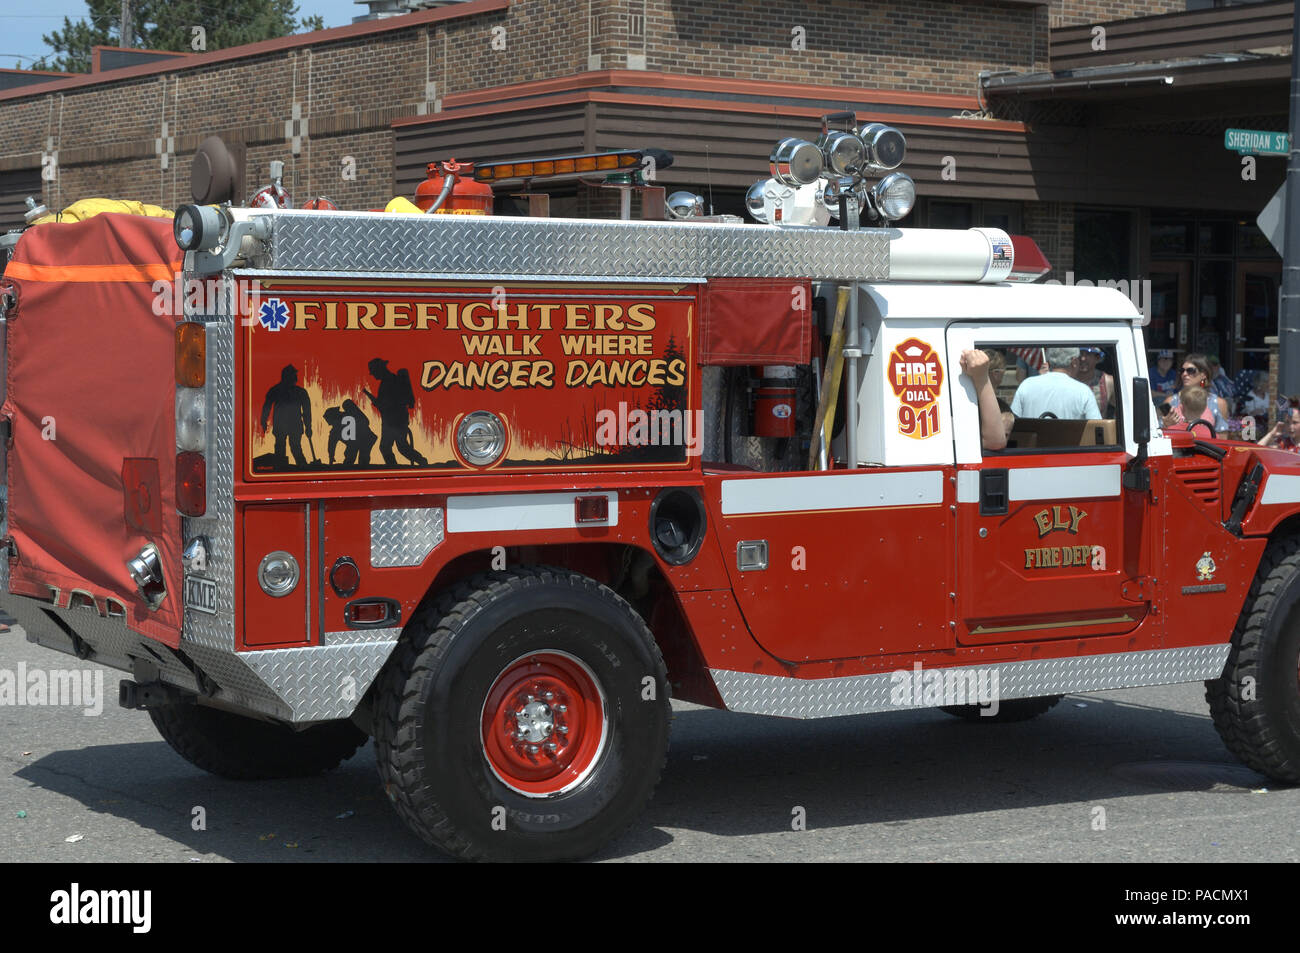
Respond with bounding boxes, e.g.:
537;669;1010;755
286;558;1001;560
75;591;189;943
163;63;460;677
2;260;183;283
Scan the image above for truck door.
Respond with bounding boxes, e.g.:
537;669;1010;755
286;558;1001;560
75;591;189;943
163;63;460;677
945;325;1156;645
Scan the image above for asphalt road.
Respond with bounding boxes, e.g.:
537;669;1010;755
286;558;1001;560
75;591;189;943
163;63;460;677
2;624;1297;863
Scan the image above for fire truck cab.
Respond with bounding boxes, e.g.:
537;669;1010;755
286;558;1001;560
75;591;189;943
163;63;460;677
3;128;1300;862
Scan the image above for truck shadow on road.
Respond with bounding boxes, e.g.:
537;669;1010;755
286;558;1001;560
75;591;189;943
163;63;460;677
12;694;1281;862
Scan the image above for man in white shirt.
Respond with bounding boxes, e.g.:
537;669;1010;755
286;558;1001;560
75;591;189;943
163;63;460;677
1010;347;1102;420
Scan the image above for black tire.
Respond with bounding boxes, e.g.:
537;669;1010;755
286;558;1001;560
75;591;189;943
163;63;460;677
373;567;671;862
149;704;367;779
941;695;1063;723
1206;534;1300;783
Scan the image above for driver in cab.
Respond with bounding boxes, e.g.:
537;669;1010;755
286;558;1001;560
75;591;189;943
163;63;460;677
1009;347;1101;421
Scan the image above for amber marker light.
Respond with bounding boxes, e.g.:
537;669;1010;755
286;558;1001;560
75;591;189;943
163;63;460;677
176;322;206;387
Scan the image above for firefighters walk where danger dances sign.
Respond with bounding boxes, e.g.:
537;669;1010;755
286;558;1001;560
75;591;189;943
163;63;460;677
245;281;695;477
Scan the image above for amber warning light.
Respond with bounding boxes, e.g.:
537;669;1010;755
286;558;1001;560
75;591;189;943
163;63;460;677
472;149;672;183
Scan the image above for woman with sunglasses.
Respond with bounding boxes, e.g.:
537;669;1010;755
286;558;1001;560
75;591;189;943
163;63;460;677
1163;353;1230;432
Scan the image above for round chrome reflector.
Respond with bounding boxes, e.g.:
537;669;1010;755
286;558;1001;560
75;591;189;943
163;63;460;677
457;411;507;466
858;123;907;170
666;191;704;219
873;172;916;221
769;138;823;187
822;131;866;176
258;551;300;598
745;181;770;222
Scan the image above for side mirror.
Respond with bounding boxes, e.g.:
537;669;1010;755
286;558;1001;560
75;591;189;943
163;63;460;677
1123;377;1152;492
1131;377;1151;444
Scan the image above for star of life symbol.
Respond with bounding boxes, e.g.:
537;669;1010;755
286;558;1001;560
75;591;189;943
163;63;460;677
258;297;290;331
1196;552;1216;581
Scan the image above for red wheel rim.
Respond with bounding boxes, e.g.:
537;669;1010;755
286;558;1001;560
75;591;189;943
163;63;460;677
480;651;608;797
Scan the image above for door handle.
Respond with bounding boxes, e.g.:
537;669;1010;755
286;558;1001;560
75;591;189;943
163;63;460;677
979;469;1008;516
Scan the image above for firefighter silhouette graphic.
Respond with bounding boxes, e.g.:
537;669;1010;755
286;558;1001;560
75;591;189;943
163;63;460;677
260;364;315;468
324;398;377;466
363;358;427;466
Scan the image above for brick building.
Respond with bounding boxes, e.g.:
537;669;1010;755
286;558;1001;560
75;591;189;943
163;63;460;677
0;0;1290;373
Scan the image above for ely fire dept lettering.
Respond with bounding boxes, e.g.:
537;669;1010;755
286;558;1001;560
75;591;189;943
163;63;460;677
247;286;693;476
1023;505;1106;571
886;338;942;440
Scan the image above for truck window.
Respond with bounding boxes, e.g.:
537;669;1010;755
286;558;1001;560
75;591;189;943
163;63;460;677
982;344;1120;453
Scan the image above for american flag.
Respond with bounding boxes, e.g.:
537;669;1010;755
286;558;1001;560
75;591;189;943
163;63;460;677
1005;346;1046;369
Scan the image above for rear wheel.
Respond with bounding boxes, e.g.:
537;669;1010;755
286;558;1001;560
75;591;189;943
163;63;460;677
941;695;1063;723
149;704;367;779
373;567;671;861
1206;535;1300;782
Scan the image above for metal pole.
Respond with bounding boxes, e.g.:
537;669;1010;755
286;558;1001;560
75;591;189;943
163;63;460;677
1278;4;1300;395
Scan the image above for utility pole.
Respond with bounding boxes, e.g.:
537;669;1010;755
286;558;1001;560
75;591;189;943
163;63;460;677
1280;4;1300;395
120;0;133;49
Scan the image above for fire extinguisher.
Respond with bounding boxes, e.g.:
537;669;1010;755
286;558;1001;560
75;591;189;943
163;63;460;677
752;365;797;438
415;159;495;214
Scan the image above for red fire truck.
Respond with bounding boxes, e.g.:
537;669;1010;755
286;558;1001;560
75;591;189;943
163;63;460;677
2;125;1298;861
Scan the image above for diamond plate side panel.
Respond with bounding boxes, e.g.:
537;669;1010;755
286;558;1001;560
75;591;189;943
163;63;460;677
269;213;890;282
323;626;401;646
15;599;198;692
179;643;292;720
242;641;399;722
710;645;1231;719
370;507;444;567
180;277;236;654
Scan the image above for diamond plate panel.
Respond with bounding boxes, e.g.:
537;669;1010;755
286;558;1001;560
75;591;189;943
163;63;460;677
323;626;401;646
710;644;1231;719
370;507;444;567
179;643;291;719
242;641;399;722
12;597;198;691
267;213;891;282
181;276;236;653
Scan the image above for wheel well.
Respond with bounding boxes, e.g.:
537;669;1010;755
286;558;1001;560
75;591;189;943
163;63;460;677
411;544;721;708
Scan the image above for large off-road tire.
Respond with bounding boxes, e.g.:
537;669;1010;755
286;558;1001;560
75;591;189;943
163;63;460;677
1206;535;1300;783
149;704;368;780
941;695;1063;723
373;567;671;862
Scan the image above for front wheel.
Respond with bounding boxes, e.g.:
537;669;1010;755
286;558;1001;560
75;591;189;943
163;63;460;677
373;567;671;861
1206;535;1300;782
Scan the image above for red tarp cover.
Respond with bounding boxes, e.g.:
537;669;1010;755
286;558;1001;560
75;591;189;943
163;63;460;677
700;278;812;366
3;214;183;648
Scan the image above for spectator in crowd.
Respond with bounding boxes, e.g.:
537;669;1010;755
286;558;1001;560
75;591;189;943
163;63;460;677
1010;347;1101;420
1149;350;1178;404
1074;346;1115;418
1165;354;1230;432
1168;385;1210;431
1259;406;1300;452
1238;370;1270;418
1206;355;1235;407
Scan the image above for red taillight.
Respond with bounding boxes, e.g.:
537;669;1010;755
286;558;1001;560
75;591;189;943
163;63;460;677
330;557;361;597
574;495;609;524
176;451;206;516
